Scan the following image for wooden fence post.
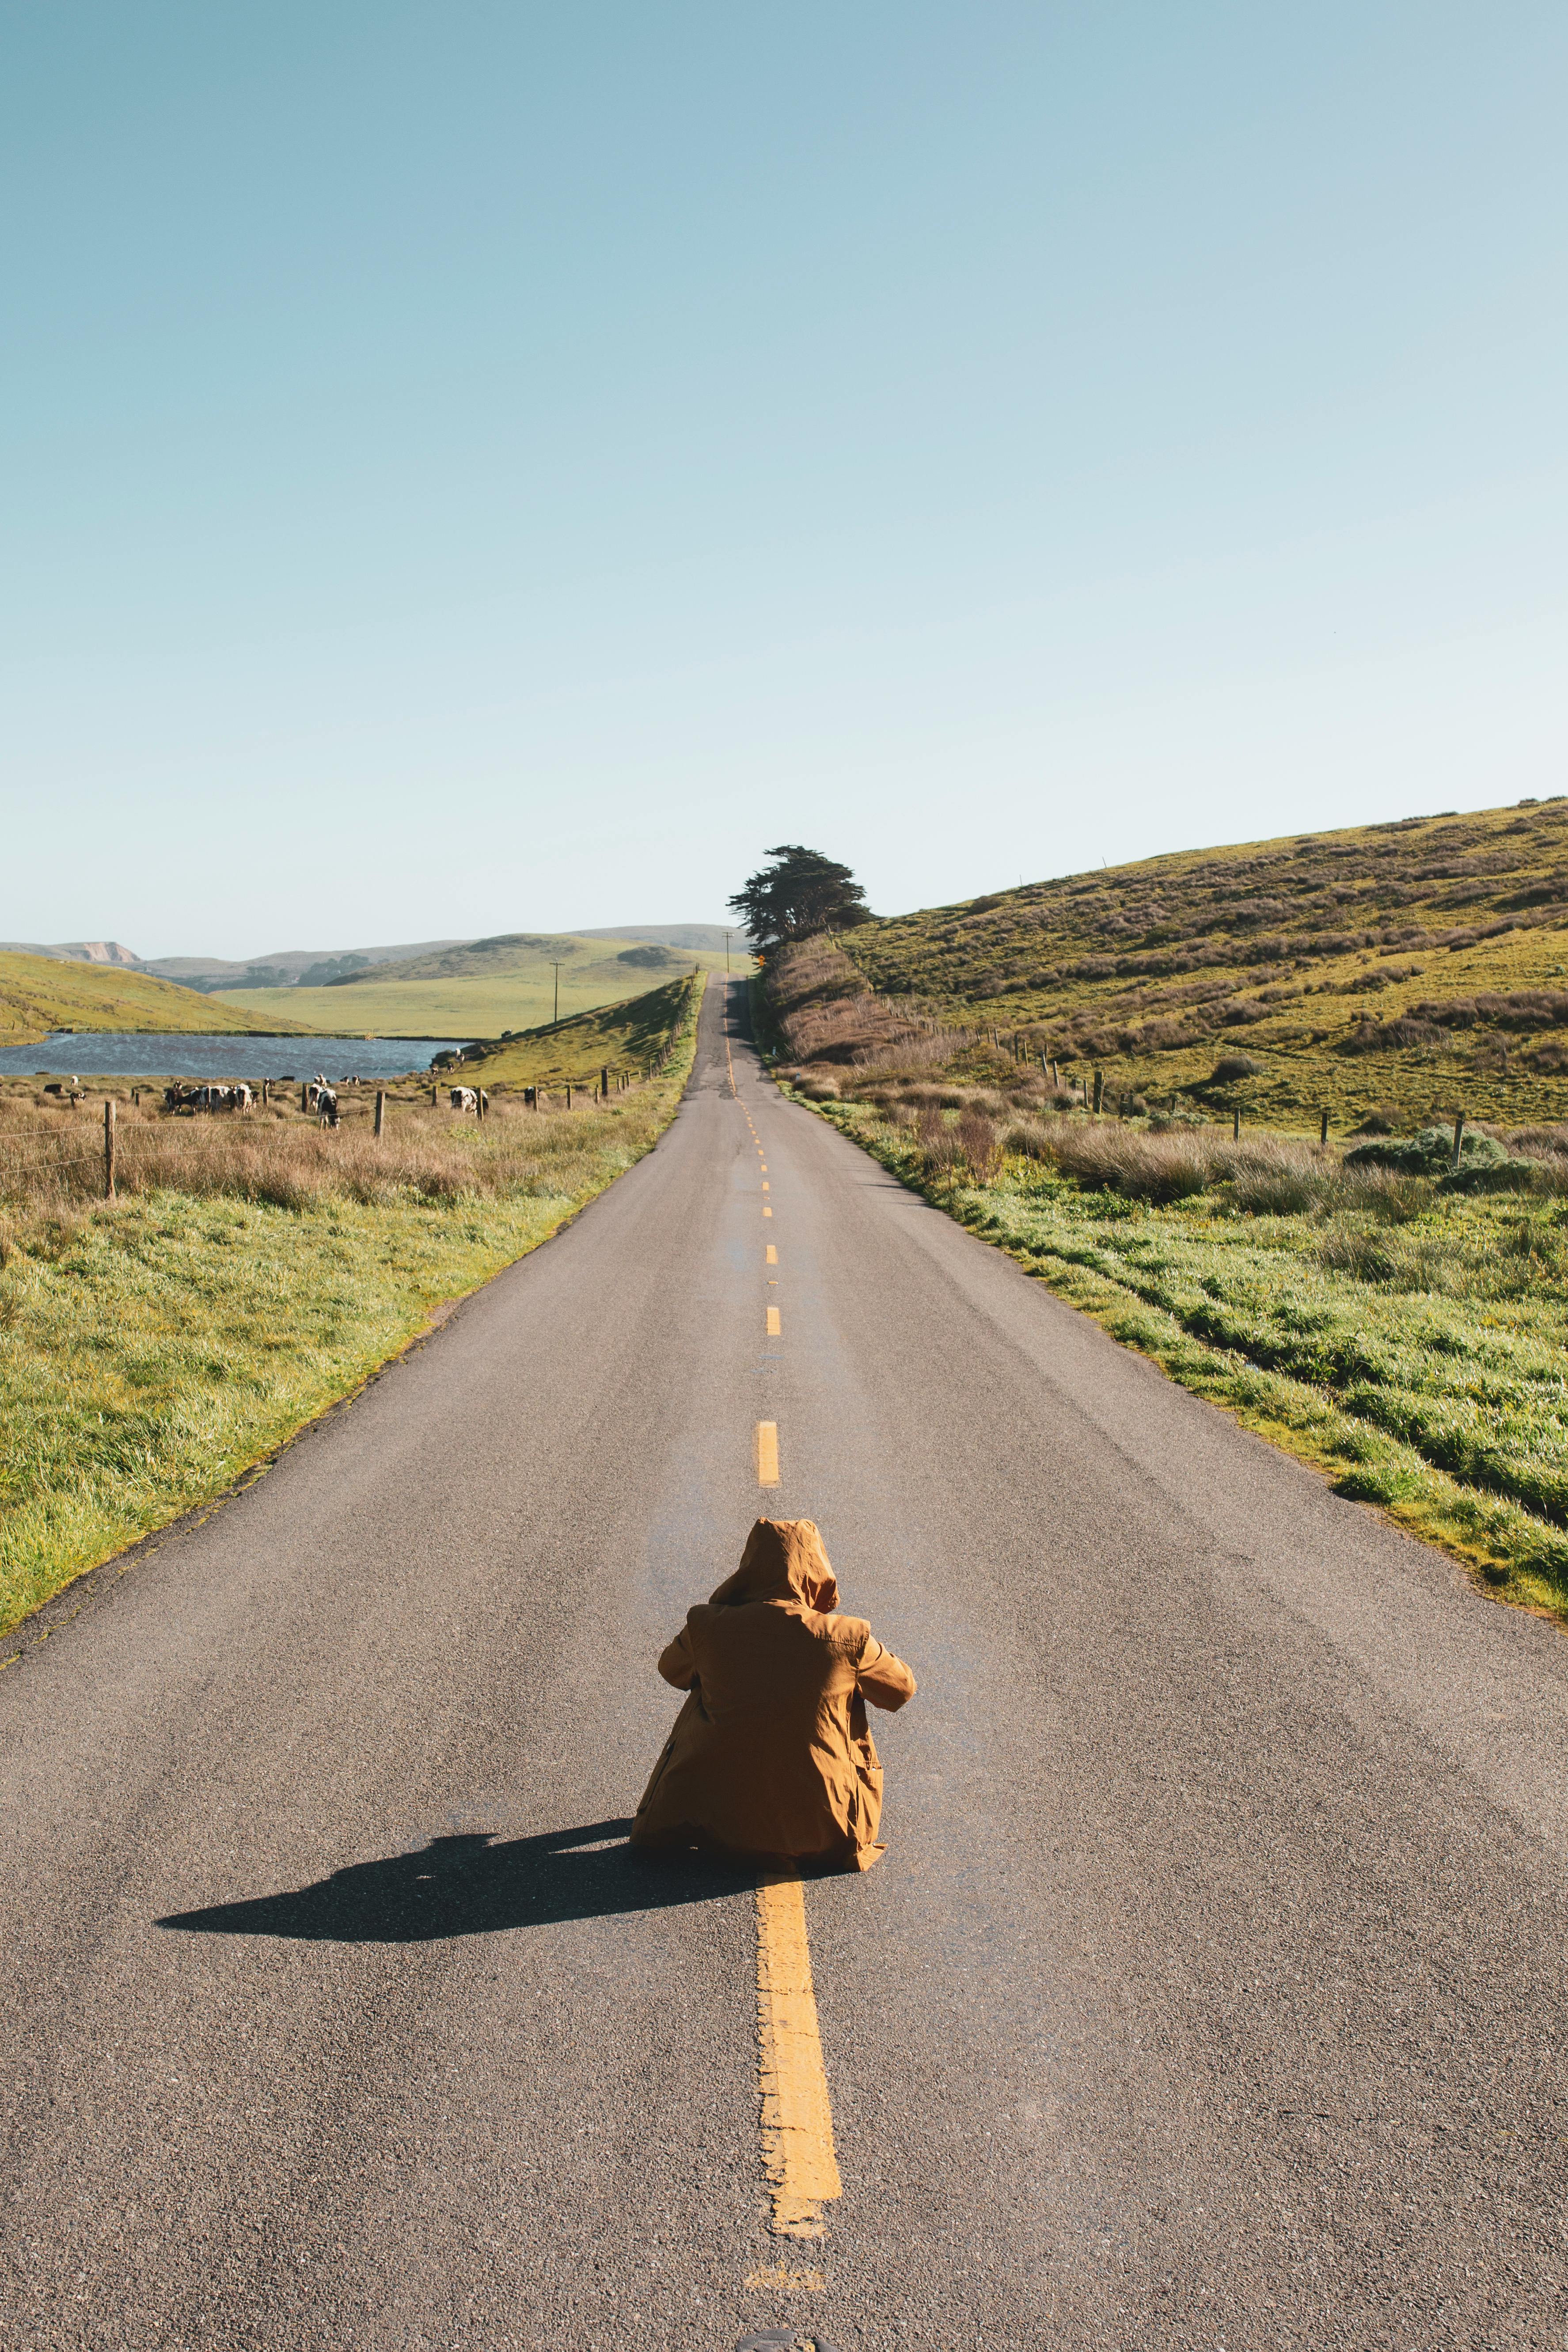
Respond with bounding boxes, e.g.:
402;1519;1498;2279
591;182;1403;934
1092;1069;1103;1114
104;1098;116;1201
601;1065;609;1098
1451;1110;1465;1171
566;1083;573;1109
1233;1106;1241;1141
374;1089;386;1137
1319;1107;1329;1145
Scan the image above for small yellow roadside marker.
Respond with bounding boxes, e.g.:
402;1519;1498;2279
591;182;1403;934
756;1421;780;1486
766;1245;777;1264
767;1307;781;1337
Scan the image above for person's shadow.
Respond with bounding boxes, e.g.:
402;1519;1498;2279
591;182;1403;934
156;1819;755;1944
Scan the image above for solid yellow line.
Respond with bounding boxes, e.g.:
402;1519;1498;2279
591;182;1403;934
766;1306;781;1337
756;1420;779;1486
766;1245;777;1264
756;1866;841;2238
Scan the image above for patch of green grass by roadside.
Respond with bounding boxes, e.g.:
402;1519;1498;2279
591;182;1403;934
462;976;702;1088
797;1089;1568;1623
0;951;306;1045
0;980;704;1638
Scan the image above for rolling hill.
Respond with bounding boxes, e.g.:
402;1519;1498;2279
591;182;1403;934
221;931;744;1038
831;797;1568;1127
0;952;311;1045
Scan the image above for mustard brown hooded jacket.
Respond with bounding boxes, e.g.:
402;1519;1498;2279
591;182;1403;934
631;1518;916;1870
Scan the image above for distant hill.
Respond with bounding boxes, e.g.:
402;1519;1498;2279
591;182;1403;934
574;923;738;952
7;924;735;989
221;929;742;1038
0;952;310;1044
139;939;469;993
835;795;1568;1125
0;939;143;967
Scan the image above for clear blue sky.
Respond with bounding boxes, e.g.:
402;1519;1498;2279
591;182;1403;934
3;3;1564;958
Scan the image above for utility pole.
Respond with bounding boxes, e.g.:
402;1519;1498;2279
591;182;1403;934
724;929;733;974
551;960;564;1029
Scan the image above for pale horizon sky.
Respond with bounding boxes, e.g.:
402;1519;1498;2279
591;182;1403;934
3;4;1564;961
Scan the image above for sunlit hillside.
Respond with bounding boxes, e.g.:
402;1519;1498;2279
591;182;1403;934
224;930;744;1037
0;952;309;1044
839;798;1568;1127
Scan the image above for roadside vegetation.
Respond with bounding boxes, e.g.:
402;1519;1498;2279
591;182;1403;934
0;949;304;1045
837;797;1568;1132
0;978;704;1639
764;933;1568;1623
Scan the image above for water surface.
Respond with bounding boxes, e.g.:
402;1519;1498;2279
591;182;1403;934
0;1033;469;1082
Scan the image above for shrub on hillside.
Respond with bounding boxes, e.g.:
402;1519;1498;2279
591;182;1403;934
1439;1157;1540;1195
1210;1053;1260;1083
1346;1126;1503;1176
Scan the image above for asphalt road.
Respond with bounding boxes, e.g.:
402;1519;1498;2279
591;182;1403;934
4;978;1568;2351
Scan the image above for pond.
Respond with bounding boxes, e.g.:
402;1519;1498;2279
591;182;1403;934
0;1033;471;1083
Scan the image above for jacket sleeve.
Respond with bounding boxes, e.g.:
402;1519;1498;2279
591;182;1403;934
858;1634;916;1711
656;1627;698;1689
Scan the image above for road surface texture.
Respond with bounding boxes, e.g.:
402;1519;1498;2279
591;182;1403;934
4;979;1568;2351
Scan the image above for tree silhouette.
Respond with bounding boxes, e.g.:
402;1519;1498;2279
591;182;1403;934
728;846;871;952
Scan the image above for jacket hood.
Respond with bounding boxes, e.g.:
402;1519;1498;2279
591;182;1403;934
708;1518;839;1612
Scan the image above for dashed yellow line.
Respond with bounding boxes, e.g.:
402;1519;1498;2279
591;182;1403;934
756;1867;841;2238
755;1420;780;1486
766;1306;781;1337
763;1206;772;1218
766;1245;777;1264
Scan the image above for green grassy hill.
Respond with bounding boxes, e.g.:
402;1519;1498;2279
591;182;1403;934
0;952;309;1044
457;976;703;1090
839;797;1568;1128
224;930;741;1037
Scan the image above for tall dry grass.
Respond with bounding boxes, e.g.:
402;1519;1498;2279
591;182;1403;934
0;1092;664;1224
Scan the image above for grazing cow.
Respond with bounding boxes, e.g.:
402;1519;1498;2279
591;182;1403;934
316;1088;339;1128
232;1083;254;1110
450;1086;478;1114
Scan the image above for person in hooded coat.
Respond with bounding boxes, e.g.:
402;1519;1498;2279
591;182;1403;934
631;1518;917;1870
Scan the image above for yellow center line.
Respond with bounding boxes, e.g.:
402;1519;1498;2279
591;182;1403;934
756;1867;841;2238
763;1206;772;1218
762;1181;770;1191
755;1420;780;1486
766;1306;781;1336
766;1245;777;1264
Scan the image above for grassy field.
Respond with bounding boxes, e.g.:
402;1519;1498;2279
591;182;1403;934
0;977;705;1640
765;937;1568;1624
838;797;1568;1131
0;950;308;1045
224;930;743;1038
